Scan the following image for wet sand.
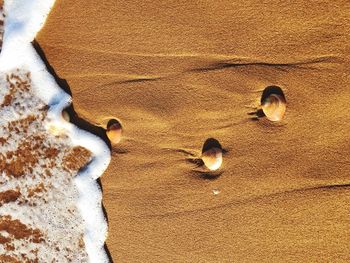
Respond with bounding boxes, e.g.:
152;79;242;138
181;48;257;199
37;0;350;261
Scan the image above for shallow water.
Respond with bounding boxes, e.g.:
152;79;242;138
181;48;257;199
0;1;110;262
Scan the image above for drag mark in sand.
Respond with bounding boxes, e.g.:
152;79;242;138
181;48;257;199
188;55;340;72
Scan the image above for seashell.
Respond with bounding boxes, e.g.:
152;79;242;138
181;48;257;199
212;189;220;195
106;119;122;144
62;110;70;122
201;138;223;171
261;86;286;122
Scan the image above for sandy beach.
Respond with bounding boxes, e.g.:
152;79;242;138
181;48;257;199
37;0;350;261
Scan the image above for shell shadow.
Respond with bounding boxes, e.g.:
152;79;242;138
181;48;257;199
261;86;285;104
107;118;122;130
247;108;265;121
202;138;222;153
191;169;224;180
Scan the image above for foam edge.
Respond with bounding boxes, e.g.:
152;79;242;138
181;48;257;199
0;1;112;262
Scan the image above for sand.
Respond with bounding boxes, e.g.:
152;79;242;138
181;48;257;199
36;0;350;261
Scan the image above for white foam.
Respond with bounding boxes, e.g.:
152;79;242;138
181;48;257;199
0;1;111;262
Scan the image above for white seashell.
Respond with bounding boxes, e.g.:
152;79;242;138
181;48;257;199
261;91;286;122
201;138;223;171
212;189;221;195
202;147;222;171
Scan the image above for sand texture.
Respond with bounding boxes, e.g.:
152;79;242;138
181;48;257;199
37;0;350;262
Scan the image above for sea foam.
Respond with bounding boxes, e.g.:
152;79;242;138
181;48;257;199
0;1;111;262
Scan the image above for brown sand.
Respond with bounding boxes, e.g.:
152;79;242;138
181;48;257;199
37;0;350;261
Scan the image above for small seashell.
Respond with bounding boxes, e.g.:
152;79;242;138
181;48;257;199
212;189;221;195
201;138;223;171
106;119;122;144
62;110;70;122
261;86;286;122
